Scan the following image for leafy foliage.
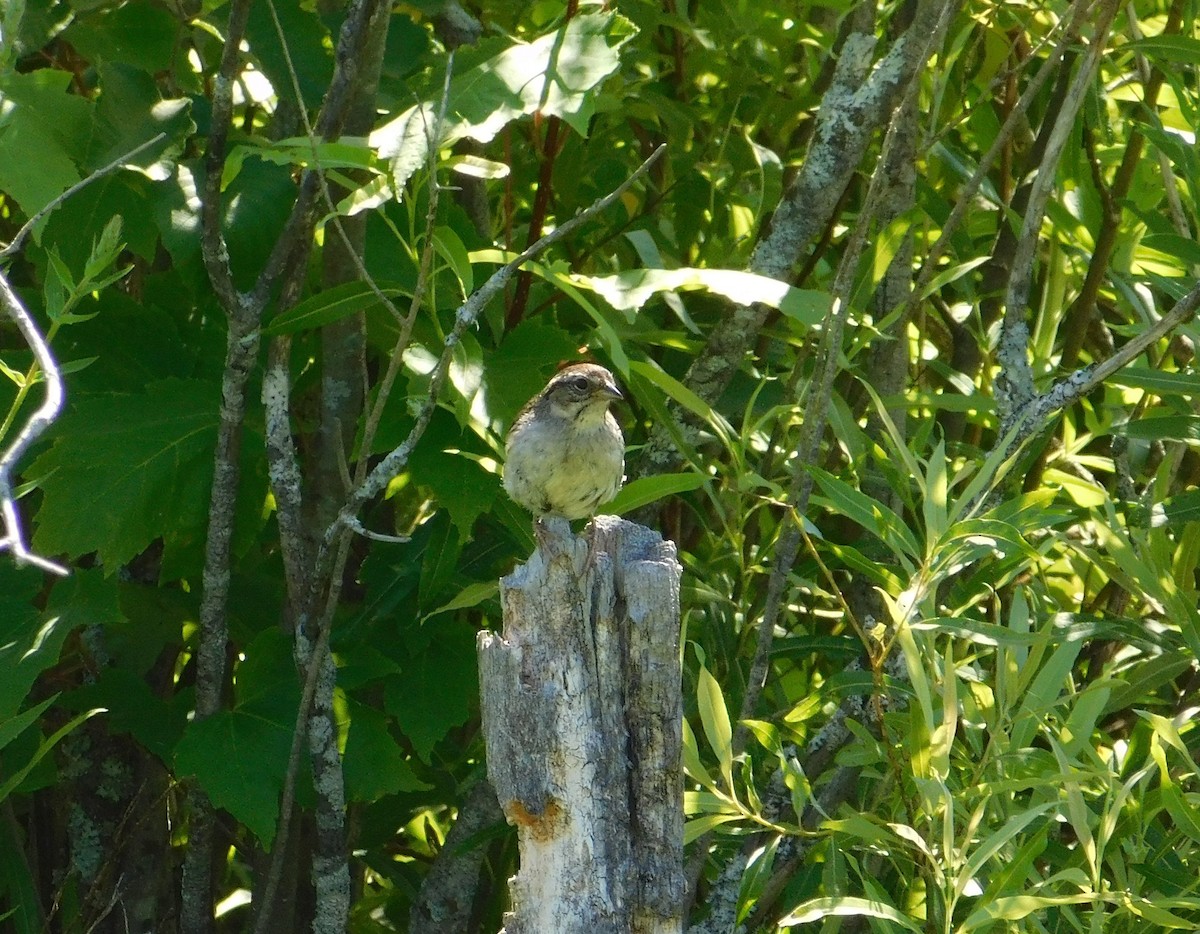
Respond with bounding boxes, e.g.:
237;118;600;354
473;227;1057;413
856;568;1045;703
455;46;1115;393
1;0;1199;932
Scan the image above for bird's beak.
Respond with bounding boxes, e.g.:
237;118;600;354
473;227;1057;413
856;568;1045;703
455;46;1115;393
602;379;623;401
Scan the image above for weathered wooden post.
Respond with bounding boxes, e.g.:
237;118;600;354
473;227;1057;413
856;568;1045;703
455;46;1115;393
478;515;684;934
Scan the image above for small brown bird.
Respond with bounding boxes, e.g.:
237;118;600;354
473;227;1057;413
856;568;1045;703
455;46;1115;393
503;363;625;521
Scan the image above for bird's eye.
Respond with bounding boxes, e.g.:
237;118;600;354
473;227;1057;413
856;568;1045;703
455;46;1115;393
570;376;590;393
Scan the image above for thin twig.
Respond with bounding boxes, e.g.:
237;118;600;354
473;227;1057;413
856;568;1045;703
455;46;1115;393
0;270;68;576
355;51;457;481
0;134;167;263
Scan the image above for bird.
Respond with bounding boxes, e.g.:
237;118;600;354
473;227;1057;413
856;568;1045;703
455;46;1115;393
502;363;625;523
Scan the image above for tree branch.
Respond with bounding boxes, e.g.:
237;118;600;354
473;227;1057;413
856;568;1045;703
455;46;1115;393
995;0;1120;430
0;270;67;576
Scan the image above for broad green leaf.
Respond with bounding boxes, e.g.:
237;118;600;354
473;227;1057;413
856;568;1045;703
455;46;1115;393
30;378;221;570
372;13;636;188
0;814;40;934
570;267;830;325
485;320;579;422
606;472;707;515
175;709;291;847
383;625;477;761
343;701;430;802
0;69;88;215
0;566;56;720
63;0;179;75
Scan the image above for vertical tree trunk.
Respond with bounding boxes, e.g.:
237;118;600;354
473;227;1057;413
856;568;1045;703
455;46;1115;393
478;516;684;934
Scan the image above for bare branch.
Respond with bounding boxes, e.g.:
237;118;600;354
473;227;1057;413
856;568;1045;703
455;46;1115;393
995;0;1120;428
0;270;68;576
1009;280;1200;449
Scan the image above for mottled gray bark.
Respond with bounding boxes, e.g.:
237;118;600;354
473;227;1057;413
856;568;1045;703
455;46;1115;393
479;517;684;934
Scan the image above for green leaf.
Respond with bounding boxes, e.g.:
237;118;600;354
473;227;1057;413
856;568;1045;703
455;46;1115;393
422;580;499;622
1009;635;1082;750
1108;364;1200;393
469;249;631;371
683;812;740;844
30;378;221;569
485;320;579;422
681;719;716;791
84;62;193;178
0;567;74;720
175;709;290;847
244;0;332;105
777;896;923;930
1120;416;1200;442
0;696;57;753
61;0;178;75
1126;35;1200;65
629;359;735;445
224;137;375;189
0;69;88;215
433;225;473;299
811;467;921;564
607;472;706;515
696;664;733;789
264;280;412;335
372;12;636;188
570;267;831;325
961;893;1099;928
343;701;430;802
0;708;105;804
384;625;477;761
917;255;990;299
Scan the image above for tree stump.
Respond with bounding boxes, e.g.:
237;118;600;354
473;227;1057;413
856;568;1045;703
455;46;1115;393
478;515;684;934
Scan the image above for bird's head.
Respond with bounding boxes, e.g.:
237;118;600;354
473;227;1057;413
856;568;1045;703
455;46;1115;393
542;363;623;424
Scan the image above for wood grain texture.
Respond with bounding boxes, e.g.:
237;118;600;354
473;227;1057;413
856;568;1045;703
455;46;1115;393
479;516;684;934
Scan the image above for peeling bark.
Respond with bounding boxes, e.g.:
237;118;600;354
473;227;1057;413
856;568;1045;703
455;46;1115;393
479;517;684;934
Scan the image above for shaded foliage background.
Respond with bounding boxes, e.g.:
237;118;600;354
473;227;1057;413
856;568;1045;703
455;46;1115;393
2;0;1200;931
